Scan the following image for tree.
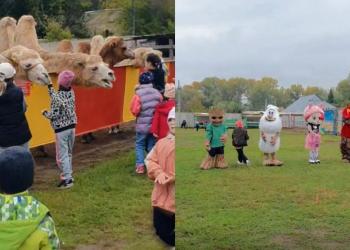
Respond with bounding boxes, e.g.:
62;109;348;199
328;89;335;104
336;79;350;106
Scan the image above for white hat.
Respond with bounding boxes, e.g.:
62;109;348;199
168;107;175;120
0;63;16;81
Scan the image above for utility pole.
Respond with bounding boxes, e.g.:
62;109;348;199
132;0;136;35
177;80;181;112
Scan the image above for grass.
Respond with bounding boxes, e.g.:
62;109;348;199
32;152;166;250
176;128;350;250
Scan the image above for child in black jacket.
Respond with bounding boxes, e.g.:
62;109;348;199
232;120;250;165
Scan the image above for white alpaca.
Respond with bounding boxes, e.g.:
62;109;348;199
259;105;283;166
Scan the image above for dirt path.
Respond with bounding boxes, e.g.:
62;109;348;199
32;122;135;191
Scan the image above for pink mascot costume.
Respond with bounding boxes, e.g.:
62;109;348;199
303;104;324;164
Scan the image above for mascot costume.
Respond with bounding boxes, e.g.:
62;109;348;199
340;104;350;162
200;108;228;170
303;104;324;164
259;105;283;166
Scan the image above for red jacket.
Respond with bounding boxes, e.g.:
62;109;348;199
341;107;350;138
150;99;176;139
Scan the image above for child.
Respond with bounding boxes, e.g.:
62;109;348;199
42;70;77;188
200;107;228;170
341;103;350;162
150;83;176;140
145;53;166;93
146;107;175;247
232;120;250;165
304;104;324;164
0;146;60;249
130;71;162;174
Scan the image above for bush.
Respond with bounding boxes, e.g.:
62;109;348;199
45;20;72;41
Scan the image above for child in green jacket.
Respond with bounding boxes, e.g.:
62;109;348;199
0;146;60;250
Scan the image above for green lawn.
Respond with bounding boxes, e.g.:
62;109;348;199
33;152;166;250
177;128;350;250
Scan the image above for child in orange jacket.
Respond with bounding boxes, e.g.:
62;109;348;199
146;107;175;247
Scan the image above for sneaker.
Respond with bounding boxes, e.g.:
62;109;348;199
315;160;320;164
245;160;250;166
135;165;145;174
236;161;243;165
309;160;315;164
57;179;74;189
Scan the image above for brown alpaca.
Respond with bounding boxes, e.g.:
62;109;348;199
14;15;43;52
90;35;104;55
1;45;50;85
0;17;16;53
76;42;91;54
40;51;115;88
56;39;74;53
99;36;134;67
130;47;162;67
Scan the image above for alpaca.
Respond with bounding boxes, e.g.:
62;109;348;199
56;39;74;53
130;47;162;67
0;17;16;53
14;15;43;52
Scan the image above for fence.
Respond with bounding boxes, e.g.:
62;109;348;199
24;61;175;148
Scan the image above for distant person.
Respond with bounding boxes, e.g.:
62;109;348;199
195;121;200;131
146;107;175;247
0;146;60;249
130;71;162;174
42;70;77;188
341;104;350;162
181;120;187;128
0;63;32;152
232;120;250;165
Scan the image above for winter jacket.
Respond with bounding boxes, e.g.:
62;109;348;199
232;128;249;147
130;84;162;134
150;99;176;139
0;192;59;250
43;86;77;133
0;81;32;147
146;134;175;213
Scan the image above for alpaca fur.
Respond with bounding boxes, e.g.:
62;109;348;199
56;39;74;53
14;15;43;52
99;36;134;67
0;17;16;53
41;51;115;88
259;105;282;154
76;42;91;54
131;47;162;67
1;45;50;85
90;35;105;55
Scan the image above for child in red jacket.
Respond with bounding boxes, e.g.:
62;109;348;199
150;83;175;140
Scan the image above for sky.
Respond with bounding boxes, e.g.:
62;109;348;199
176;0;350;88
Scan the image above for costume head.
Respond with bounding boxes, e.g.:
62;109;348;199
0;146;34;194
58;70;75;89
303;104;324;125
168;107;175;135
209;107;224;127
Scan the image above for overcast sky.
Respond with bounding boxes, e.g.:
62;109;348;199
176;0;350;88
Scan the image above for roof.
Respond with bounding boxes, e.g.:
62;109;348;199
284;95;337;113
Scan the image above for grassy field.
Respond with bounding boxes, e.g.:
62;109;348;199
32;152;166;250
177;128;350;250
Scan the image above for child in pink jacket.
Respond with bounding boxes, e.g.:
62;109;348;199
146;107;175;247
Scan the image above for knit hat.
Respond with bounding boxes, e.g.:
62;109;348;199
235;120;244;128
164;83;175;99
139;71;154;85
0;146;34;194
0;62;16;80
303;104;324;121
58;70;75;88
168;107;175;120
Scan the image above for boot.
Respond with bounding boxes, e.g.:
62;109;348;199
263;153;270;166
271;153;283;166
215;154;228;169
200;155;216;170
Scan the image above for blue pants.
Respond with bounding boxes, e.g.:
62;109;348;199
135;132;155;166
55;129;75;180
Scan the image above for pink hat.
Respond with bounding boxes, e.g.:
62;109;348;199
58;70;75;88
303;104;324;121
235;120;244;128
